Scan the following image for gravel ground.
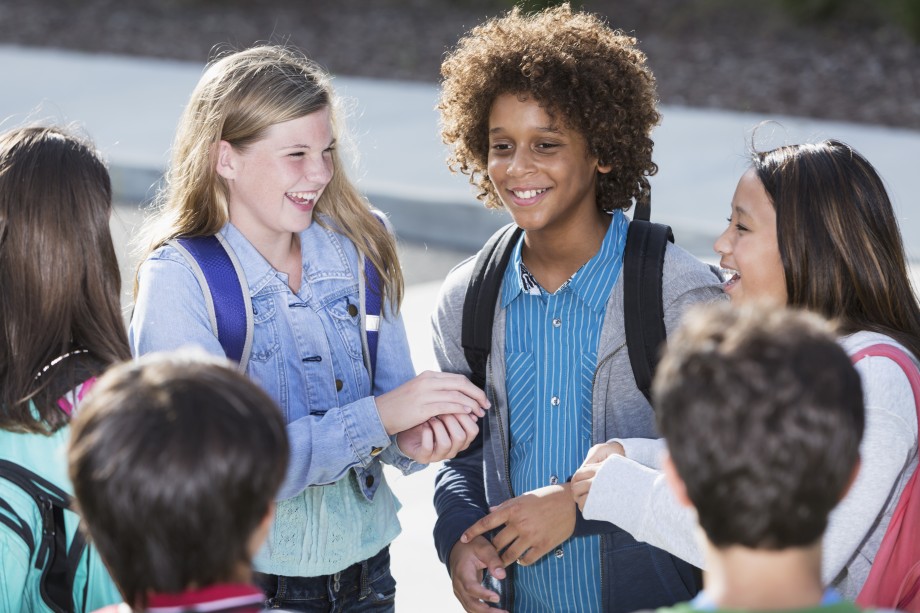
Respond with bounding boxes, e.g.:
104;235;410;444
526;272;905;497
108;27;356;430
1;0;918;130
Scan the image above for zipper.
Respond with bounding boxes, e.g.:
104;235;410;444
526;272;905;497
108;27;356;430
36;496;54;569
592;343;624;611
489;359;514;499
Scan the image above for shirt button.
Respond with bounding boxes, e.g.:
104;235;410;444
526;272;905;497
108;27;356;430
549;475;558;485
552;318;562;328
347;303;358;317
335;379;343;391
365;475;375;488
551;396;560;407
554;548;564;559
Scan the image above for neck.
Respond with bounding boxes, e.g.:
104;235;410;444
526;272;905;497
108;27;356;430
703;541;825;610
522;210;611;292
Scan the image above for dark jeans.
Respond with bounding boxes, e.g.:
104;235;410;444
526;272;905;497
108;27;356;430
254;546;396;612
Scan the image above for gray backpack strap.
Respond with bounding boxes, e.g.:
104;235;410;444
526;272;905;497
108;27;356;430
168;235;254;373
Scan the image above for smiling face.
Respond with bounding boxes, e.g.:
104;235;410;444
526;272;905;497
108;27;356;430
487;93;611;235
714;169;788;306
216;109;334;246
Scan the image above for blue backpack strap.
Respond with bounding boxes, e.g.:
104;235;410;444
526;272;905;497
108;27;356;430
168;234;254;372
362;210;389;384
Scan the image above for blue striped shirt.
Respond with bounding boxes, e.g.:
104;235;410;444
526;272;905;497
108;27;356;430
502;211;629;612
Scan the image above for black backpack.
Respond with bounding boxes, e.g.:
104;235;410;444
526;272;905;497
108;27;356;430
461;200;673;402
0;459;88;613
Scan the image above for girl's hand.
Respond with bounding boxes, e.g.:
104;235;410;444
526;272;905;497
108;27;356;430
375;371;489;435
396;413;480;464
571;442;625;511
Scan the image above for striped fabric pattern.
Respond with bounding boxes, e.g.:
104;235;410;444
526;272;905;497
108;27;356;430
501;211;628;611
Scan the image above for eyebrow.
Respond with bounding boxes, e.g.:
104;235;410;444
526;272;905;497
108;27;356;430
488;126;562;135
284;138;337;149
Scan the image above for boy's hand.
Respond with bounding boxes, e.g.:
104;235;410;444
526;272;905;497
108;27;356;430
375;371;490;435
396;414;479;464
571;441;625;511
448;536;508;613
460;484;576;567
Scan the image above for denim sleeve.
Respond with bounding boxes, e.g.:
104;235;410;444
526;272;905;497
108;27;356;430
132;253;394;499
369;300;424;475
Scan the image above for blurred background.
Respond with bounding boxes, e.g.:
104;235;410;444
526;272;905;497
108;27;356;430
3;1;919;610
1;0;918;128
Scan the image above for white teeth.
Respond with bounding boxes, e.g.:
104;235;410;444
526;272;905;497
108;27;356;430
512;188;547;199
720;267;740;280
287;191;317;201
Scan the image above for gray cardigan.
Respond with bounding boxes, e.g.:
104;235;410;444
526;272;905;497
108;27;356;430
431;238;725;611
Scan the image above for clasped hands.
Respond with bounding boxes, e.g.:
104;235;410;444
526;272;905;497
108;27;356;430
448;484;577;613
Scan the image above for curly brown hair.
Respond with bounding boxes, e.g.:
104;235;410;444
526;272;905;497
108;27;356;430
439;4;661;212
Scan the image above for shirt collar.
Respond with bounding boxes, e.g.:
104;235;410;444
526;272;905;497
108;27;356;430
146;583;265;612
500;211;628;313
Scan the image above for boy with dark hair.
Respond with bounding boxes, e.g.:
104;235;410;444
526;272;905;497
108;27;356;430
431;4;723;612
68;351;290;613
652;303;865;612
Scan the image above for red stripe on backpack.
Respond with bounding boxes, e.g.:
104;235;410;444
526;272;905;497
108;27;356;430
852;344;920;612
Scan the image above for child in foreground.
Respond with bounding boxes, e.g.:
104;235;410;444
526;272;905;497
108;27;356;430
69;351;290;613
652;302;866;612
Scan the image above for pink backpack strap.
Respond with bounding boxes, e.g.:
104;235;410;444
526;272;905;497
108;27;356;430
852;343;920;611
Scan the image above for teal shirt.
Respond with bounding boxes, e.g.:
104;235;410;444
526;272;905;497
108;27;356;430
0;413;122;612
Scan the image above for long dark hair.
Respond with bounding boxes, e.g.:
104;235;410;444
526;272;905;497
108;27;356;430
0;126;131;434
754;139;920;359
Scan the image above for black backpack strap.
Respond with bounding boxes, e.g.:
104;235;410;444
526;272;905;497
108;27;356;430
0;460;77;613
623;220;674;403
461;223;523;390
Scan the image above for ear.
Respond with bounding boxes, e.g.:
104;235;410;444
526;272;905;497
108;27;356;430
597;161;613;175
663;452;694;509
215;140;239;181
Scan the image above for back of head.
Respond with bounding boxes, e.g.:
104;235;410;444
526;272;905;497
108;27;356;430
439;3;660;212
68;351;290;608
755;139;920;359
654;303;864;549
0;125;129;434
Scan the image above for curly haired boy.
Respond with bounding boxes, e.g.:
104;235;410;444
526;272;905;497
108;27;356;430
431;4;724;612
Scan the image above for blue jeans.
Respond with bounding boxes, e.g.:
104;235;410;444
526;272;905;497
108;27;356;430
254;546;396;612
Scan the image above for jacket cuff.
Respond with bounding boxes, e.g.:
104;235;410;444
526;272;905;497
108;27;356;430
341;396;392;467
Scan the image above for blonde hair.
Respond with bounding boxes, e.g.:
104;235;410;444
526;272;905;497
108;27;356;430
136;45;403;309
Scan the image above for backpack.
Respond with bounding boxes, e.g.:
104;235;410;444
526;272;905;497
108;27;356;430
462;199;675;401
853;343;920;613
169;224;385;381
0;459;88;613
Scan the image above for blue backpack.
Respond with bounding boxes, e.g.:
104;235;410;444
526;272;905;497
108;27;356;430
168;229;384;381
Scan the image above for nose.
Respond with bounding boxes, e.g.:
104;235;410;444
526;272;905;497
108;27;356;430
506;148;535;177
713;226;731;257
304;154;334;185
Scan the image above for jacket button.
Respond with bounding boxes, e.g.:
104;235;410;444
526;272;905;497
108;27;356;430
335;379;343;391
370;446;383;457
347;303;358;317
365;475;375;488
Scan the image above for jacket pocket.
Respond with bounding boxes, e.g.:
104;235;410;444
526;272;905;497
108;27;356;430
249;295;281;362
327;295;363;361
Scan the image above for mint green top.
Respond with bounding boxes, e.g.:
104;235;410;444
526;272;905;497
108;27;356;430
0;412;122;612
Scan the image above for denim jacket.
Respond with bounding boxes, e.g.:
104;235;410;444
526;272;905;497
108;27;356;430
431;238;725;612
131;217;421;575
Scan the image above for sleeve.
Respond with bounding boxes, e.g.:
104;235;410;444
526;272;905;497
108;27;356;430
374;300;425;475
131;253;394;498
430;262;491;568
581;455;705;568
821;354;919;584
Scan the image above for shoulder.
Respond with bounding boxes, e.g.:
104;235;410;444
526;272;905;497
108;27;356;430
660;241;724;304
436;253;478;313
